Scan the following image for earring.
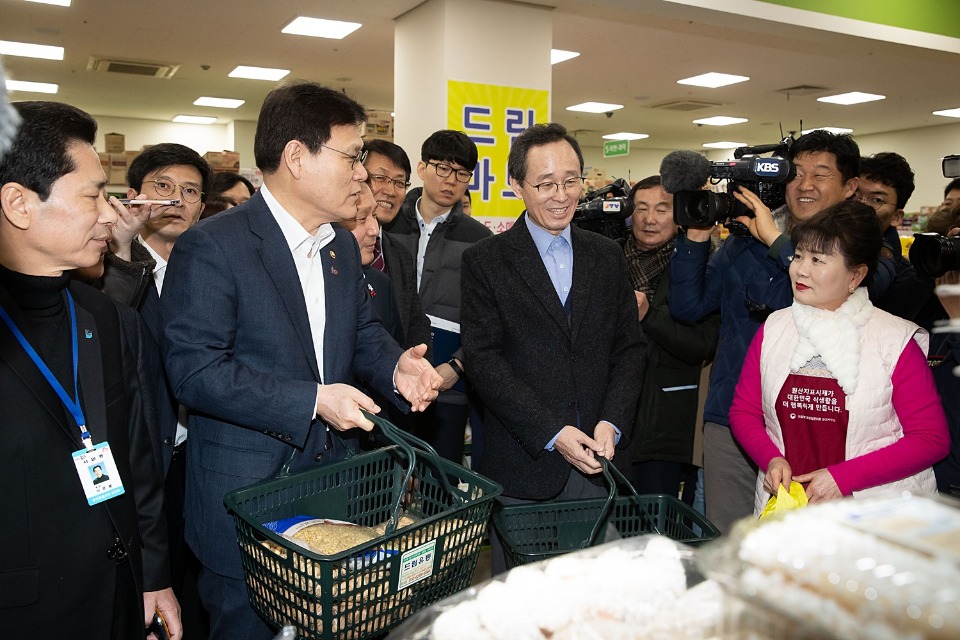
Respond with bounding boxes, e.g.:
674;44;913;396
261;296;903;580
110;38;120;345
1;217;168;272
848;287;856;294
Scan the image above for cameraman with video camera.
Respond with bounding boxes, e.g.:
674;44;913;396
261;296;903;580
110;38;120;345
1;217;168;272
668;130;860;534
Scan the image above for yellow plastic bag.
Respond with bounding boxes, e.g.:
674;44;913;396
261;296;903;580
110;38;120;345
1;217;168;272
759;481;808;519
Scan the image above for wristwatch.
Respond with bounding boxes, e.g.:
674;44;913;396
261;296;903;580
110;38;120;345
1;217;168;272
447;358;464;378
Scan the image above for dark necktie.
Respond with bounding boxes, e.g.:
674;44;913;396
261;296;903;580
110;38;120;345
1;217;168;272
371;236;387;273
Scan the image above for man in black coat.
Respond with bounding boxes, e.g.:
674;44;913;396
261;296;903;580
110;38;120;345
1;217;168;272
461;123;644;573
0;101;179;637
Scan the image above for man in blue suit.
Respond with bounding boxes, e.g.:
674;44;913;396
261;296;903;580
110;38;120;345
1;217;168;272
161;82;442;640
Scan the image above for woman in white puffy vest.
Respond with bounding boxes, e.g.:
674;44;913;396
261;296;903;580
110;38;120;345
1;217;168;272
729;199;949;515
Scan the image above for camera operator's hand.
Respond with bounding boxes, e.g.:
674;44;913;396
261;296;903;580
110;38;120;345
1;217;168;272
732;186;780;247
635;291;650;321
684;226;714;243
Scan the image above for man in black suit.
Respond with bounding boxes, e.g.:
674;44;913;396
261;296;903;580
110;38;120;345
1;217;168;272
461;123;644;574
0;101;179;637
160;82;442;640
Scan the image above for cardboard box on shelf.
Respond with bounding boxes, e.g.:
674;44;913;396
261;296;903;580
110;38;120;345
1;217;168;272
108;153;130;185
104;132;125;153
204;150;241;172
239;168;263;190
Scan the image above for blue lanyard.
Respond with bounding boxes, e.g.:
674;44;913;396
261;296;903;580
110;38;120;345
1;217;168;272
0;290;92;449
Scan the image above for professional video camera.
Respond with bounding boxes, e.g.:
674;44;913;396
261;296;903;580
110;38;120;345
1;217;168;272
659;137;795;232
910;154;960;278
572;177;634;241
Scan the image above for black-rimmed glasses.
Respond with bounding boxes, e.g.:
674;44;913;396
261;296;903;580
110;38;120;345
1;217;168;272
427;161;473;183
369;174;411;191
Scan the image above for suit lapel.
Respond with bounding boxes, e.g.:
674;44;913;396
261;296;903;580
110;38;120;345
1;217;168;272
74;302;108;443
247;195;321;382
320;231;351;382
504;215;571;336
0;283;83;444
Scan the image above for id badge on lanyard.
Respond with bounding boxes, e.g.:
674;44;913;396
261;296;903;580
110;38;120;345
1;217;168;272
0;291;125;505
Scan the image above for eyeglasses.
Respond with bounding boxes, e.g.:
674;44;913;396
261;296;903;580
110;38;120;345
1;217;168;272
144;179;203;204
369;174;411;191
321;144;368;168
525;176;584;196
427;161;473;183
856;195;894;210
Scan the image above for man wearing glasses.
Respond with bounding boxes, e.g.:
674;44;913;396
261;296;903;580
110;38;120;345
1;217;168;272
856;152;931;321
461;123;644;574
388;130;492;464
160;83;441;639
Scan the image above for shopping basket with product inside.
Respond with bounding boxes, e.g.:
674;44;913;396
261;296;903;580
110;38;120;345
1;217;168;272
492;456;719;568
223;413;502;640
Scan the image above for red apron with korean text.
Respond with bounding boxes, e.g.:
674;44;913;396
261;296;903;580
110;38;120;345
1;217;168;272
775;373;849;476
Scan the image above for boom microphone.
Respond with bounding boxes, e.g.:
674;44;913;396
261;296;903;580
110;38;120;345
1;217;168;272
659;150;711;194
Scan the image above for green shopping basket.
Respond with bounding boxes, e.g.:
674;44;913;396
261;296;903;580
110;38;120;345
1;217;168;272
492;456;719;568
224;413;502;640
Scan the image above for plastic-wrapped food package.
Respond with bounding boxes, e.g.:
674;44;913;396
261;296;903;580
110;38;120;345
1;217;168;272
699;493;960;640
392;535;724;639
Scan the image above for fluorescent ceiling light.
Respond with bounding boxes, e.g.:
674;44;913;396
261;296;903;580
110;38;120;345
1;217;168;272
677;72;749;88
25;0;71;5
566;102;623;114
702;141;747;149
602;132;648;141
933;108;960;118
282;17;361;39
194;97;245;109
551;49;580;65
693;116;748;126
6;80;58;93
801;126;853;135
228;65;290;81
0;39;64;60
817;92;885;105
173;115;217;125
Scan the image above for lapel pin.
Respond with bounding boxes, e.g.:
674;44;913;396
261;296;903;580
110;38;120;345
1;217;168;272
329;250;336;259
331;267;339;276
84;330;93;339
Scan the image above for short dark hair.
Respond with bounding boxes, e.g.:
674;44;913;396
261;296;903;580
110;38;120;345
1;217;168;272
788;130;861;183
127;143;213;202
791;200;881;287
860;152;915;209
926;201;960;234
254;82;367;174
507;123;583;185
0;101;96;201
629;175;662;201
363;139;412;180
945;178;960;199
209;171;255;197
420;130;478;171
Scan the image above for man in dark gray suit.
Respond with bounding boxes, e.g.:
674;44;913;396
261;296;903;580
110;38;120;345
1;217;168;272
461;123;644;574
161;83;442;640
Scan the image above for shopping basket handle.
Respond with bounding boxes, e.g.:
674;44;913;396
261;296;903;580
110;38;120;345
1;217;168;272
600;456;664;536
585;456;663;546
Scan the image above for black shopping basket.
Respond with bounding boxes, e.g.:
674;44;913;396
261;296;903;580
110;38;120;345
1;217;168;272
224;413;502;640
492;456;719;568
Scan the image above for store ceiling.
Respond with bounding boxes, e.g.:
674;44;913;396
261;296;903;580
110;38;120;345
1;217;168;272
2;0;958;152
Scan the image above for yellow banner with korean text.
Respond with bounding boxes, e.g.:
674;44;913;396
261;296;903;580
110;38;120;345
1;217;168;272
447;80;549;234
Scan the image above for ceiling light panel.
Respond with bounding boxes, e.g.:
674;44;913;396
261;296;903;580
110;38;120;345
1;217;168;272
801;127;853;134
566;102;623;113
281;17;361;39
677;72;749;88
817;92;885;105
228;65;290;81
602;132;648;140
933;108;960;118
551;49;580;64
25;0;71;5
703;141;747;149
0;39;64;60
173;115;218;124
6;80;58;93
194;97;245;109
693;116;748;126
